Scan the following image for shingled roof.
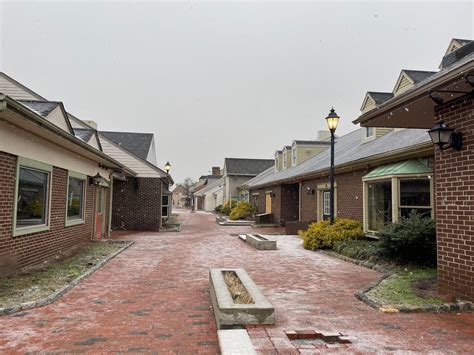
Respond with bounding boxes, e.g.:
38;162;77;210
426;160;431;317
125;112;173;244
73;128;95;142
18;100;59;117
248;128;431;189
224;158;275;176
100;131;154;161
403;70;437;84
367;92;395;105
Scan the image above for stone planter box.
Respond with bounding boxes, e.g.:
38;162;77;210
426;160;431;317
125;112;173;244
209;268;275;329
255;213;274;224
245;234;277;250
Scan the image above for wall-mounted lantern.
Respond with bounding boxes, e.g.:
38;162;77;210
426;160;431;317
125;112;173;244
428;121;462;151
90;173;103;186
306;186;315;195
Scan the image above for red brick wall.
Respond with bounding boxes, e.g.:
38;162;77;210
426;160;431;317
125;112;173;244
434;94;473;301
112;177;163;231
300;170;366;222
0;151;94;274
280;183;299;224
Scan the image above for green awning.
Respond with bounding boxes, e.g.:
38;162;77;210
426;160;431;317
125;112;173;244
363;159;432;180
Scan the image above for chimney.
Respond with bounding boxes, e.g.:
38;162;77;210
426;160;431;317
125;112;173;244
212;167;221;176
82;120;97;130
317;130;331;141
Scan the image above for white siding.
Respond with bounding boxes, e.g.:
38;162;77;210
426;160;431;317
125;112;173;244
99;135;165;178
88;134;102;151
0;75;41;100
45;105;71;133
394;73;413;96
361;95;376;113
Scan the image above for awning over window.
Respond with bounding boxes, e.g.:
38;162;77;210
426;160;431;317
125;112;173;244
363;159;432;180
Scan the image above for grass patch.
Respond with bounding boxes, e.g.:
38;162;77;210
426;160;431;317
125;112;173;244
162;213;181;231
0;242;124;309
366;268;444;307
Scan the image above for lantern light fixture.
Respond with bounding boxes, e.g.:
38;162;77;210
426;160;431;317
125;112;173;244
428;121;462;151
165;161;171;174
325;107;340;131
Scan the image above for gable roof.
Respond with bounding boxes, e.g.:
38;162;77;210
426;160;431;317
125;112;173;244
194;177;224;196
248;128;431;189
224;158;275;176
239;167;275;190
440;40;474;69
403;70;437;84
73;128;95;142
367;92;395;105
100;131;153;161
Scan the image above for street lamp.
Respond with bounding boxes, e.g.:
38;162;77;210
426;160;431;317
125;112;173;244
325;107;340;224
165;161;171;174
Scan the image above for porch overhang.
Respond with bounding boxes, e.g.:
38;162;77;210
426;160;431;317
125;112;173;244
353;57;474;129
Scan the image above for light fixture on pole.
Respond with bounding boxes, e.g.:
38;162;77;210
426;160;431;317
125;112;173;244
325;107;340;224
428;121;462;151
165;161;171;174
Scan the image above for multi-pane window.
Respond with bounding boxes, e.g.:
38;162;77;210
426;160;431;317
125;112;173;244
67;177;85;221
365;127;375;138
16;167;50;228
399;179;431;218
323;191;331;216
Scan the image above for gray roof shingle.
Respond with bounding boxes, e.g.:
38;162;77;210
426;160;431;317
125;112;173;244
100;131;153;161
441;40;474;68
248;128;431;188
73;128;95;142
367;92;394;104
293;140;331;145
403;70;437;83
18;100;59;117
224;158;275;176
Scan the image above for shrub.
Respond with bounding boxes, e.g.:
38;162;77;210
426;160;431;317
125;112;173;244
215;205;223;214
229;201;257;220
378;211;436;265
332;239;383;261
299;218;364;250
221;200;237;216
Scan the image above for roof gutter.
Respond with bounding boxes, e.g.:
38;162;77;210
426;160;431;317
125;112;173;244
249;142;433;190
353;59;474;125
1;94;133;174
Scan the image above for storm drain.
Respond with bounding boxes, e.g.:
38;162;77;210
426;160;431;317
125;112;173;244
285;330;355;349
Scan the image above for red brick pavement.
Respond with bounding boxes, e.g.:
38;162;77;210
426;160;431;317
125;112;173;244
1;209;473;353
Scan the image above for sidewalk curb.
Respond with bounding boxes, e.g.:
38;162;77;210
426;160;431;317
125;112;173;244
0;240;134;316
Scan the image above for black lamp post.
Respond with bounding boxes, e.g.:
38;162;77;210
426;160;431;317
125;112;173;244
325;107;340;224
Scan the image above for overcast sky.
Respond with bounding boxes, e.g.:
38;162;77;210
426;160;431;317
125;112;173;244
1;1;472;184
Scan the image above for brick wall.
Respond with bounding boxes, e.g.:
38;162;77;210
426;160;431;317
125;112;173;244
112;177;163;231
280;183;299;224
434;94;473;301
0;151;94;274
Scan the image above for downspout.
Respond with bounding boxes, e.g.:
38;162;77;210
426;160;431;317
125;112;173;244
108;172;114;237
298;181;302;221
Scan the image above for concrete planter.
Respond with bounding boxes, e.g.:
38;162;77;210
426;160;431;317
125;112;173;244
244;234;277;250
209;268;275;329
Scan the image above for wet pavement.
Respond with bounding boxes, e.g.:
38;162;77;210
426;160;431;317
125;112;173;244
0;209;473;353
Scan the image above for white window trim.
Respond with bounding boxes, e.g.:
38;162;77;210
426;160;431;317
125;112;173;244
13;157;53;237
316;182;337;221
162;194;170;218
65;171;87;227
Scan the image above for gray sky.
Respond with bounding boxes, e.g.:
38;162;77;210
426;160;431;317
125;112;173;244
1;1;472;184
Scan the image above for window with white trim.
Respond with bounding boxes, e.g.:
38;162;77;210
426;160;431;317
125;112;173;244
323;191;331;216
365;127;375;138
66;173;86;225
16;167;50;227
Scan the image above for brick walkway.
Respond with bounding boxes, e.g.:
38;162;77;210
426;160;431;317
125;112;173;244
1;209;473;353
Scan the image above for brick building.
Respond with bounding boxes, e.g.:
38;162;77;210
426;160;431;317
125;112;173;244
354;38;473;301
0;94;124;275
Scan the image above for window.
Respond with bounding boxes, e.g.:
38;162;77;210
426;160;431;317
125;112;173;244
14;158;52;236
66;172;86;226
323;191;331;216
292;148;297;165
367;180;392;231
365;127;375;138
399;178;431;218
162;195;170;218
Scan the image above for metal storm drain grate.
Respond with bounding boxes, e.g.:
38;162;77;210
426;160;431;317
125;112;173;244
285;330;355;350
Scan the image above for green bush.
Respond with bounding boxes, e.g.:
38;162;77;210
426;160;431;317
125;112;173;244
215;205;223;214
229;201;257;220
378;211;436;265
299;218;364;250
221;200;237;216
332;239;383;261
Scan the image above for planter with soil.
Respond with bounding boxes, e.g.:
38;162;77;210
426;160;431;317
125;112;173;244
239;234;277;250
209;268;275;329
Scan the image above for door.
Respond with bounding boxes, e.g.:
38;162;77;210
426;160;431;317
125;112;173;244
265;192;272;214
95;187;107;239
321;190;331;221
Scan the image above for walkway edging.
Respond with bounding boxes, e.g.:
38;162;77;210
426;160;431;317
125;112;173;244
355;273;474;314
0;240;134;316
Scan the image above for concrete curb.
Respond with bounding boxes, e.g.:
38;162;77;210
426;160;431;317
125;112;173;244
319;250;392;273
354;273;473;314
218;329;256;355
0;240;134;316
